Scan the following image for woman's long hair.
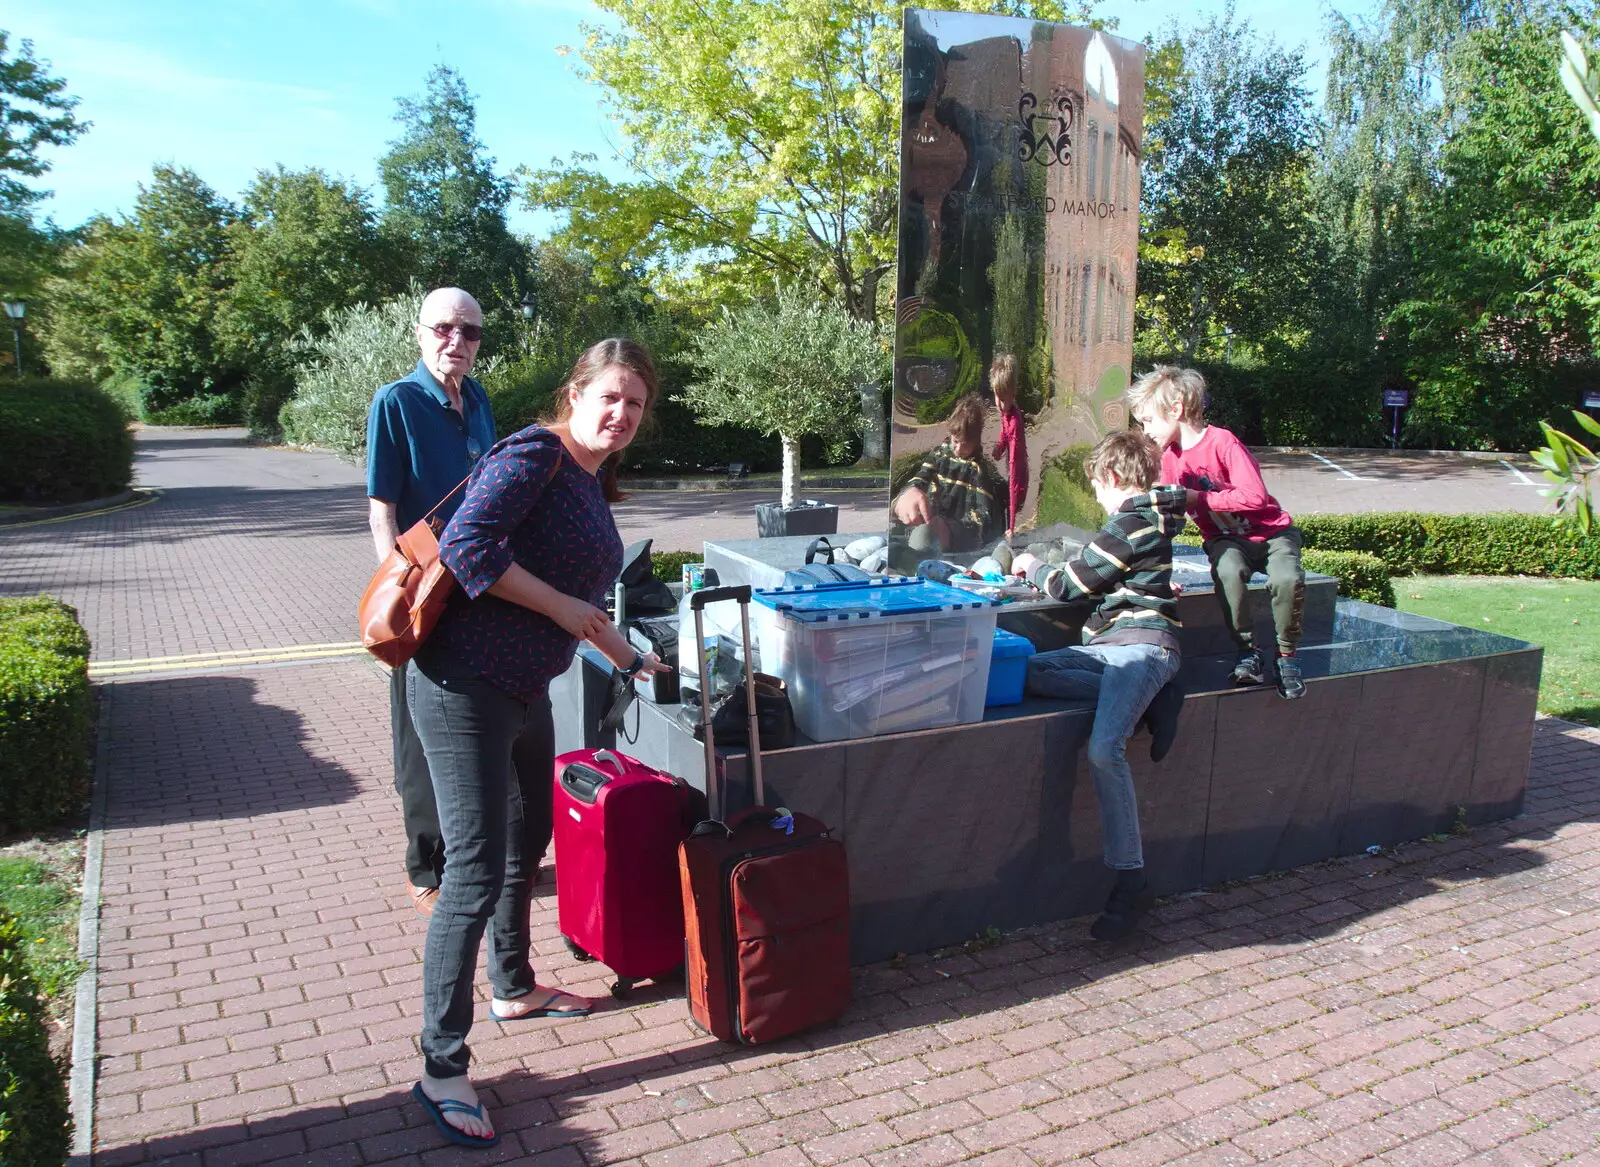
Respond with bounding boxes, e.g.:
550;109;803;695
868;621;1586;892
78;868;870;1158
546;338;660;502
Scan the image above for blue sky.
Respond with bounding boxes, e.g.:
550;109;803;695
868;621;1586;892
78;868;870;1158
16;0;1375;237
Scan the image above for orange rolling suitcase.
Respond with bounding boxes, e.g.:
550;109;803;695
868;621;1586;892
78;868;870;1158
676;585;851;1044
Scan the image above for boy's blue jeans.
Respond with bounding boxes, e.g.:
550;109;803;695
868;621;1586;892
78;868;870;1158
1025;642;1180;870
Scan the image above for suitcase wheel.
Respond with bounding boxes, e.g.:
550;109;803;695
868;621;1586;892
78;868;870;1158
610;977;634;999
562;935;595;963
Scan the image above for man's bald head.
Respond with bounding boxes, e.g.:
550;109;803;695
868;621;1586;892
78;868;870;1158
418;287;483;327
415;288;484;392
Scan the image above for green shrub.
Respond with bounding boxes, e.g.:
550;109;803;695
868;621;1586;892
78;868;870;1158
280;289;424;459
0;905;72;1167
1032;443;1102;530
241;373;296;442
650;549;701;585
100;372;146;420
0;378;134;504
482;351;563;438
1298;512;1600;579
145;392;241;427
0;597;92;834
1302;549;1396;607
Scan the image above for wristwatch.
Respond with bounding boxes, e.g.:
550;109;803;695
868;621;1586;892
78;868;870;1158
620;650;647;678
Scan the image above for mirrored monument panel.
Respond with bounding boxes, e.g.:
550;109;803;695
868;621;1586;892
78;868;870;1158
890;9;1145;569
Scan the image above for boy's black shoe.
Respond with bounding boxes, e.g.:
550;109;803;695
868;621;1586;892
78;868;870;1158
1276;654;1306;700
1143;679;1184;762
1090;870;1155;941
1231;648;1265;686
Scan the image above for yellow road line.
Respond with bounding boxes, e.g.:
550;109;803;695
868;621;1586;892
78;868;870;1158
91;645;368;677
103;641;364;667
0;490;160;529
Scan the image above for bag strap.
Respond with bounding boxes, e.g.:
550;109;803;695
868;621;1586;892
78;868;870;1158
804;537;835;565
419;471;475;533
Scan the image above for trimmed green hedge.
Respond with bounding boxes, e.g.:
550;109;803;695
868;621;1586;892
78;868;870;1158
650;550;701;586
0;378;135;504
0;597;92;834
0;905;71;1167
1301;549;1396;607
1298;512;1600;579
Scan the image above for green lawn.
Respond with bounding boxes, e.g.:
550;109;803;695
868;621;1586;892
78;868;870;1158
1395;575;1600;727
0;839;85;1026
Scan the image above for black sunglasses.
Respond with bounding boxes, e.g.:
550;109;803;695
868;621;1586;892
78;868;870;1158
425;321;483;343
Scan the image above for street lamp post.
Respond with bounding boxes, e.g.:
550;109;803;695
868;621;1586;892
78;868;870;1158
0;301;24;377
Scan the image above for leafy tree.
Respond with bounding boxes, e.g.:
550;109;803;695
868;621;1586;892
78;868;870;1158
1390;7;1600;449
222;166;400;369
1137;10;1319;360
45;166;240;413
0;31;87;374
1317;0;1493;364
378;66;528;325
524;0;1082;464
0;31;86;216
682;285;888;507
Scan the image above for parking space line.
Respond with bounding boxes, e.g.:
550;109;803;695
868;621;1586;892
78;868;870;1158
1500;459;1544;486
1307;452;1370;481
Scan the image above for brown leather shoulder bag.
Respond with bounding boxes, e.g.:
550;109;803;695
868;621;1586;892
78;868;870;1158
358;478;470;668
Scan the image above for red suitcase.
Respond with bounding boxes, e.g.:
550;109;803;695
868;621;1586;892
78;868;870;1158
677;585;852;1044
552;747;695;997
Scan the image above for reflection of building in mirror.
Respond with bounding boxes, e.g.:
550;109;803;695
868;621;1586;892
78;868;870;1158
891;9;1144;563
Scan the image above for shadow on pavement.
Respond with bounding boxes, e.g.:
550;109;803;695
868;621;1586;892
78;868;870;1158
0;485;371;555
100;674;365;828
97;723;1598;1165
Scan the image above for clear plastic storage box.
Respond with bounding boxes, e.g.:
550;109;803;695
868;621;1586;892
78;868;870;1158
752;578;999;742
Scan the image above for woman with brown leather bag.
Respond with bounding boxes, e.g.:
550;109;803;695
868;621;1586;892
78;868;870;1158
404;338;668;1149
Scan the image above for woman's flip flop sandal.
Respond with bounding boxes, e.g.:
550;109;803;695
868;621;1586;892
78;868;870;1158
412;1082;499;1149
490;988;592;1022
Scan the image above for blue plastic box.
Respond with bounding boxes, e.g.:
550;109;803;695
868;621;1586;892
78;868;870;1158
985;628;1036;707
752;578;999;741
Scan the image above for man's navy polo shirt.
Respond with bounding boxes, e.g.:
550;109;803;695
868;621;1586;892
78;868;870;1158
366;359;498;532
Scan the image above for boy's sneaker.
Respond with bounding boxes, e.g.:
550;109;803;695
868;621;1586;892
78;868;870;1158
1276;654;1306;700
1230;649;1265;686
1090;871;1155;942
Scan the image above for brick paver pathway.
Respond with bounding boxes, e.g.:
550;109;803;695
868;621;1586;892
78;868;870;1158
6;429;1598;1165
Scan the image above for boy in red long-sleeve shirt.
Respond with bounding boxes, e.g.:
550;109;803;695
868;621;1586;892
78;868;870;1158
1126;366;1307;700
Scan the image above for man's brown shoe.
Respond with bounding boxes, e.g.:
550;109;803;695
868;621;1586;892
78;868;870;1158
408;883;439;918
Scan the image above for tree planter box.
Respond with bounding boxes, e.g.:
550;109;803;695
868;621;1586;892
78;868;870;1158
755;501;838;538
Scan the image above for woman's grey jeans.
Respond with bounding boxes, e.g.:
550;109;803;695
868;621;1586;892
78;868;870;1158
407;647;555;1080
1025;642;1180;870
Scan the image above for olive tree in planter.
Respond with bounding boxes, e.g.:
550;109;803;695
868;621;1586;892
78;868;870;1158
683;286;888;536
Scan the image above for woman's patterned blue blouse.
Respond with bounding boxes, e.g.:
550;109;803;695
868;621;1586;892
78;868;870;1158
435;426;623;701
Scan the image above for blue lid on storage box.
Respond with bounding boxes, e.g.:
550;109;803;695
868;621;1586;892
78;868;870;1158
991;628;1035;659
754;577;998;623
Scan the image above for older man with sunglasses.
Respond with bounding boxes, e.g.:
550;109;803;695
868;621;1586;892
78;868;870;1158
367;287;498;918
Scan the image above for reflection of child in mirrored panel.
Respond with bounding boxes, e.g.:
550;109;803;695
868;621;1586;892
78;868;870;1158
990;354;1029;542
888;393;1008;572
1010;430;1187;943
1127;366;1307;701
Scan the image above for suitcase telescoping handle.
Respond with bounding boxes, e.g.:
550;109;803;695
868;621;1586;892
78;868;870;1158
691;586;764;818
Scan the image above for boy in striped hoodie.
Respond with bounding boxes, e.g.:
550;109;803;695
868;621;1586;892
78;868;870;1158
1011;429;1187;941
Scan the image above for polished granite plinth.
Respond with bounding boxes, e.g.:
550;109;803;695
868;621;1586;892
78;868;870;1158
554;601;1541;964
704;535;1338;656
